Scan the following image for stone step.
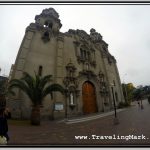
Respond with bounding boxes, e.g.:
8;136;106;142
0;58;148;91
65;108;125;124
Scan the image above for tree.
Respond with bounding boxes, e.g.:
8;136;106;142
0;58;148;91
133;85;150;98
0;78;7;97
122;83;135;105
126;83;136;103
0;78;8;107
132;88;143;100
0;77;14;107
9;72;65;125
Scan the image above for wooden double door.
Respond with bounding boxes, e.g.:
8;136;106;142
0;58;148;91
82;81;98;114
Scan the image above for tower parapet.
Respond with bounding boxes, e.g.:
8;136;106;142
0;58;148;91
26;8;62;36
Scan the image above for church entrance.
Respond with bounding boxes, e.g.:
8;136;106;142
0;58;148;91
82;81;98;114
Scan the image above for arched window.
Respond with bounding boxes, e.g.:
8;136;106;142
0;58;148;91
38;66;43;76
42;31;50;42
44;21;53;29
83;50;86;59
87;52;91;61
80;48;84;59
44;31;49;38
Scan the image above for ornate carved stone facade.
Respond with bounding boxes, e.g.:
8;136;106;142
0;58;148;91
8;8;125;120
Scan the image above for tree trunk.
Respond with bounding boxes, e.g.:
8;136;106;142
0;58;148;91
31;105;41;125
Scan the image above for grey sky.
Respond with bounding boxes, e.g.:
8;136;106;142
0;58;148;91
0;5;150;87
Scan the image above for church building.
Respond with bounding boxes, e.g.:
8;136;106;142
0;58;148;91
8;8;125;120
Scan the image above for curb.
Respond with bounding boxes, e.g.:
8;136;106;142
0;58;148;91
64;108;126;124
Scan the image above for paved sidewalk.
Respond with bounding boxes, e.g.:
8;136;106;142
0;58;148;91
64;108;126;124
6;99;150;146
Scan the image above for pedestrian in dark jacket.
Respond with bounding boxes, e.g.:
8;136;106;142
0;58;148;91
0;108;9;142
4;107;11;119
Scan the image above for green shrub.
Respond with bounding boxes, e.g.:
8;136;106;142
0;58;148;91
117;101;130;109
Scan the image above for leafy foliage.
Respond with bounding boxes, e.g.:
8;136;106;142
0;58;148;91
0;78;15;99
122;83;135;105
0;79;7;97
117;101;130;109
9;72;65;106
133;85;150;101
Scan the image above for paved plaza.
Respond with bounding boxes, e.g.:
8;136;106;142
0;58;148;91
6;99;150;146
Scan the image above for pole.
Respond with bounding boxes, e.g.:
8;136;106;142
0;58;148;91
111;87;117;118
111;86;119;125
65;96;68;121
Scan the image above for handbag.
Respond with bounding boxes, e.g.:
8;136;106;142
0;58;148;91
0;136;7;145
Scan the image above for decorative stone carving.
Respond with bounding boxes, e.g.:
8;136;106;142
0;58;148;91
63;60;78;88
68;29;76;35
67;29;90;42
63;61;80;110
43;8;59;18
67;29;98;69
35;23;44;31
90;28;102;43
35;8;59;20
107;54;116;64
34;8;62;34
26;23;37;32
79;70;97;81
74;43;96;69
102;43;108;52
97;71;109;96
76;29;90;41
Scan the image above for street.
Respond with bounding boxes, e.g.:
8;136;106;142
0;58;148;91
7;99;150;146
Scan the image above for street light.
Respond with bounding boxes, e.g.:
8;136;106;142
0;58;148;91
110;83;119;125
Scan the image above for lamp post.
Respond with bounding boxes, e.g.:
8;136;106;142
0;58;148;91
65;89;68;121
110;83;119;125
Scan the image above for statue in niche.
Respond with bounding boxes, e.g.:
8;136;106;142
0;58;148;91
70;92;74;105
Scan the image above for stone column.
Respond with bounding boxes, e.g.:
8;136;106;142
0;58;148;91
53;34;65;119
114;62;125;103
8;30;34;119
101;52;113;110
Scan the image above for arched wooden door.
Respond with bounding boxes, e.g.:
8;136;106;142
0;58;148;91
82;81;98;114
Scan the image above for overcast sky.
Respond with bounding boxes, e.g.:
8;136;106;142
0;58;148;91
0;5;150;87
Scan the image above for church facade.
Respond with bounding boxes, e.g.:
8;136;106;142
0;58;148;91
8;8;125;120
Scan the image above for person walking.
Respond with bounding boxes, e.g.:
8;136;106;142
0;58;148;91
137;100;140;108
4;107;11;119
0;107;9;144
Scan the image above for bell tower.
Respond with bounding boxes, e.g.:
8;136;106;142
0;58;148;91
35;8;62;35
8;8;63;119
